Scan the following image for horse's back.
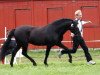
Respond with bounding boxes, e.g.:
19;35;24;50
14;25;48;45
15;25;33;32
29;27;49;45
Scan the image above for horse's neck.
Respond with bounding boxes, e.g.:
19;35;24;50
48;21;70;35
56;27;68;36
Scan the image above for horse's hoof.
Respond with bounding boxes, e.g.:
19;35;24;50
10;63;13;67
68;59;72;63
10;65;13;67
45;64;48;67
44;62;48;66
33;63;37;66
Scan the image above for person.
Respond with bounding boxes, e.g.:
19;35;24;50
1;30;17;64
59;10;96;65
71;10;92;37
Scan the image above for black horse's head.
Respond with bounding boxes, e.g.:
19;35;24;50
60;18;78;27
59;18;78;30
71;20;78;28
61;19;79;34
69;20;81;35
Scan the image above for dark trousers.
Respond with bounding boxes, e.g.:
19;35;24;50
61;35;92;62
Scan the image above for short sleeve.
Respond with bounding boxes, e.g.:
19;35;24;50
81;21;87;25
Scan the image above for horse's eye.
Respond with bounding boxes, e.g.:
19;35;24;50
71;24;74;27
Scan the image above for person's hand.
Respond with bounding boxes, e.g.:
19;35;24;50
88;21;92;23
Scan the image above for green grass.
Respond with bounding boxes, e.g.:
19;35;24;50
0;49;100;75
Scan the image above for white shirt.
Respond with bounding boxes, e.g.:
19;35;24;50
77;20;87;33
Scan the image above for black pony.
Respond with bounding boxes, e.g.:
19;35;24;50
0;18;77;67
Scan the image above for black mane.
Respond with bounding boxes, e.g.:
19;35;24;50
50;18;73;25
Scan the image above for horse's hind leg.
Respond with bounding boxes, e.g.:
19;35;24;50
22;45;37;66
10;45;21;67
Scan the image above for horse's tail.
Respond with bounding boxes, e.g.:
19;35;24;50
0;29;15;61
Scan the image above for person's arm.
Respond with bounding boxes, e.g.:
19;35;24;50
81;21;92;25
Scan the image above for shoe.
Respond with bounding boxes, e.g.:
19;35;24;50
87;61;96;65
58;50;62;58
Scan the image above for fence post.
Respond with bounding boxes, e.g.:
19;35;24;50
1;27;7;64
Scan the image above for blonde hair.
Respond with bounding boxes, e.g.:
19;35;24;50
75;10;82;16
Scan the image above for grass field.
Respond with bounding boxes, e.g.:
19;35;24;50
0;49;100;75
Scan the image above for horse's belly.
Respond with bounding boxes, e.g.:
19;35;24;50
29;38;46;46
30;42;46;46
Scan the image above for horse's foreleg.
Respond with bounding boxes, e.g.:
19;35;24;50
22;46;37;66
10;45;21;67
57;43;72;63
44;45;52;66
